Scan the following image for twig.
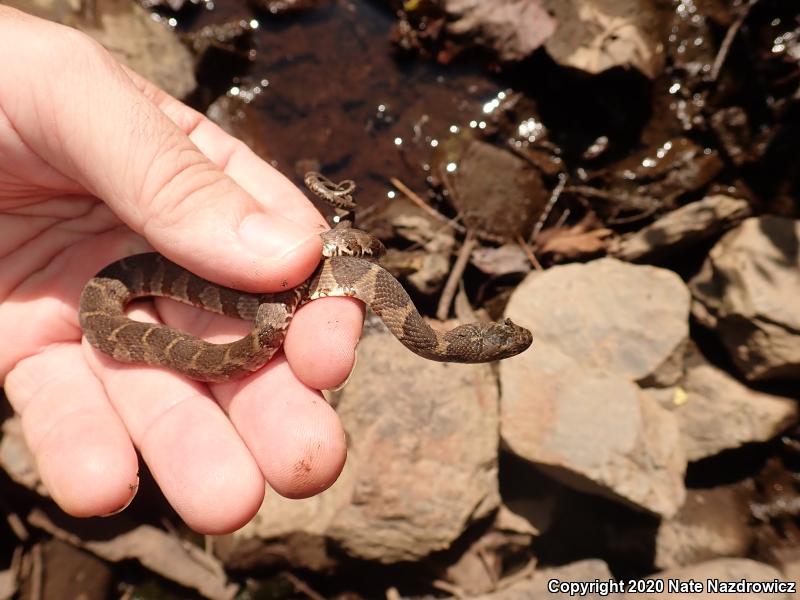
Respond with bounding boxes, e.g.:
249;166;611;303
9;546;23;597
563;184;616;202
530;172;567;243
29;544;43;600
119;585;134;600
477;546;499;586
390;177;466;234
6;512;29;541
605;204;659;225
282;571;327;600
454;280;478;322
710;0;758;82
432;579;466;598
437;231;477;321
516;234;544;271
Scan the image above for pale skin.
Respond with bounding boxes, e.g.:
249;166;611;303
0;6;362;533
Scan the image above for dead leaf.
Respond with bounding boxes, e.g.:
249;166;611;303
28;509;237;600
470;244;532;276
536;217;613;260
445;0;557;62
543;0;665;78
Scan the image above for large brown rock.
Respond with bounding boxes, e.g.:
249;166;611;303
225;326;500;564
501;258;689;517
691;216;800;381
672;355;797;461
6;0;196;100
614;194;750;262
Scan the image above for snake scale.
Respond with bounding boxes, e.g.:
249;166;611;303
79;173;533;382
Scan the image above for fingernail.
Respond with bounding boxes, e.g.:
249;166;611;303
238;213;319;258
328;345;359;392
100;477;139;516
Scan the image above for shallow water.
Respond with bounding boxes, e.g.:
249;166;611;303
188;0;498;216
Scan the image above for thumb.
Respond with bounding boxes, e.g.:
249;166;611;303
1;7;322;291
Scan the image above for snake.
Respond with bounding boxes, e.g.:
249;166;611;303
79;173;533;382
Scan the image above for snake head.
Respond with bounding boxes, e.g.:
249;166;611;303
479;318;533;360
444;318;533;362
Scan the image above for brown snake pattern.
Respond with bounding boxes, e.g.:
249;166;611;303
79;173;533;382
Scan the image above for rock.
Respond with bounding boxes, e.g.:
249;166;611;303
501;259;689;516
690;216;800;381
444;507;538;596
472;559;619;600
329;328;500;562
669;354;797;461
654;486;753;570
592;137;724;217
73;1;196;100
542;0;665;79
433;135;547;242
19;540;113;600
506;258;690;385
6;0;196;99
614;195;751;262
218;469;349;570
224;328;500;564
444;0;556;62
772;545;800;585
248;0;328;15
647;558;791;599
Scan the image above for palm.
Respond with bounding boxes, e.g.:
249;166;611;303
0;189;140;370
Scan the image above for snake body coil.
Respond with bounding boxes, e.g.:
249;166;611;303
79;174;532;381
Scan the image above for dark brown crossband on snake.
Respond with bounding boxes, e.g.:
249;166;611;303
79;173;533;382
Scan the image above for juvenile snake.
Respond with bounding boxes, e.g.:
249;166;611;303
79;173;533;382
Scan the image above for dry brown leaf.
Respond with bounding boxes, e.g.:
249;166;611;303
536;220;613;260
28;509;237;600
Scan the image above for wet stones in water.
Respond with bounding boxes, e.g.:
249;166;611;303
182;19;258;58
247;0;329;15
432;134;547;242
579;136;723;220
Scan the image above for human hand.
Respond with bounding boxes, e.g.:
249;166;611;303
0;6;361;533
